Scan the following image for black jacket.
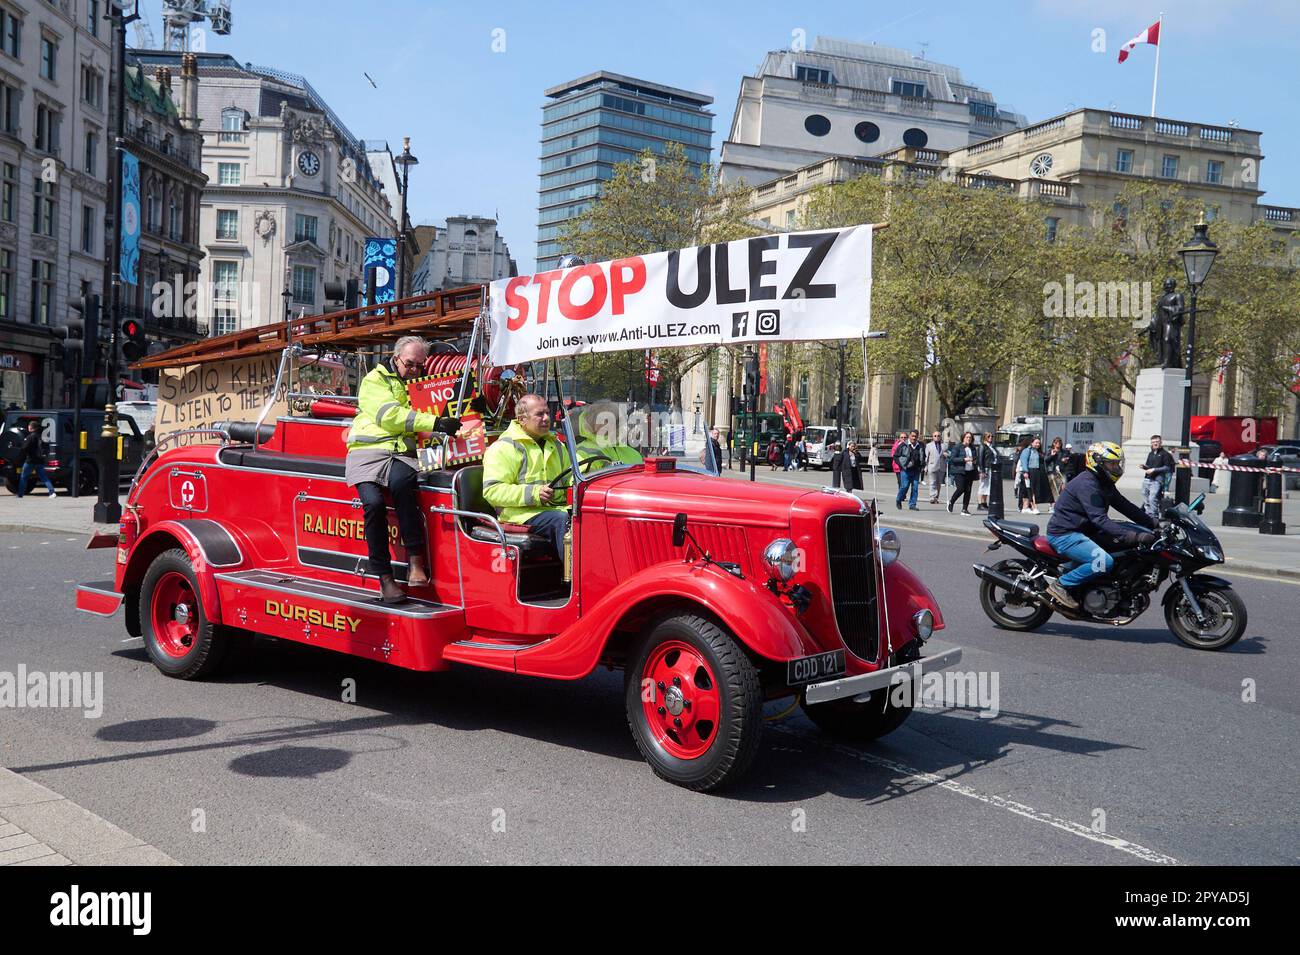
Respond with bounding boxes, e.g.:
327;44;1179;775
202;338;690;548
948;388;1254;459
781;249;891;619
831;450;863;490
893;440;922;474
1047;470;1155;539
19;431;45;465
1142;447;1176;479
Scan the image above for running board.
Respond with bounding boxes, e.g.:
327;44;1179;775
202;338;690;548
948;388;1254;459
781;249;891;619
214;569;456;619
214;570;465;672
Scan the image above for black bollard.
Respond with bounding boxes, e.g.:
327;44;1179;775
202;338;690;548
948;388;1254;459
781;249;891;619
1174;448;1192;505
1223;454;1264;528
1259;469;1287;535
987;447;1004;520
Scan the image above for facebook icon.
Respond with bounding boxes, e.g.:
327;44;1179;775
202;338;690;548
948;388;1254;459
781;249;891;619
731;312;748;337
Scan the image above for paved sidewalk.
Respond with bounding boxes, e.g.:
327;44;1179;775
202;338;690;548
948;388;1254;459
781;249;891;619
0;486;103;536
0;768;177;866
717;463;1300;579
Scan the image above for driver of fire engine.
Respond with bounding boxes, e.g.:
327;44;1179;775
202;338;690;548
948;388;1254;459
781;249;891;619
346;335;462;605
1043;441;1157;610
482;393;570;560
573;400;643;473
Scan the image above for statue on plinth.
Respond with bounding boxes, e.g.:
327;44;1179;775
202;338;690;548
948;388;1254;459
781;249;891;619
1154;278;1185;369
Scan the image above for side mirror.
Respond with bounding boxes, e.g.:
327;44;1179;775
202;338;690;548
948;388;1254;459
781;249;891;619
672;513;688;548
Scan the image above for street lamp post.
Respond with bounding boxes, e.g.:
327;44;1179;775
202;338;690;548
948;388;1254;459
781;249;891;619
282;285;292;323
693;393;702;434
1175;217;1218;504
393;137;419;305
95;0;141;526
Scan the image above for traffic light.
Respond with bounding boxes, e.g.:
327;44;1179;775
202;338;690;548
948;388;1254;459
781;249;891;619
742;348;760;413
121;317;147;362
53;309;86;378
71;294;100;375
323;278;360;314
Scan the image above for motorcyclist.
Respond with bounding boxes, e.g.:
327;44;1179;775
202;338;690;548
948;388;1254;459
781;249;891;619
1044;441;1157;610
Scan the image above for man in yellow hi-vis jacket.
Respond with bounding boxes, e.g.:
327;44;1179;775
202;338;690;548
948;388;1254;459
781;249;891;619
346;335;461;604
481;393;569;558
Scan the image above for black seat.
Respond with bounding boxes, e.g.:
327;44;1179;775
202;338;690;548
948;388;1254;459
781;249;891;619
219;448;347;478
451;465;547;550
994;519;1039;538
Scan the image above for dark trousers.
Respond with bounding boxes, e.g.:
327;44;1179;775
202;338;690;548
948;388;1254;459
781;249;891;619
949;471;974;511
526;509;569;560
355;459;424;577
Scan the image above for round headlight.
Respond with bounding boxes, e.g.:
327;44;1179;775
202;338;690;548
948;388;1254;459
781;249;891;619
877;527;901;566
912;608;934;642
763;538;799;582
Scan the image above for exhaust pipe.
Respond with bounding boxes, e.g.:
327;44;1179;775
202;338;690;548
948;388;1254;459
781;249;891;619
972;563;1042;602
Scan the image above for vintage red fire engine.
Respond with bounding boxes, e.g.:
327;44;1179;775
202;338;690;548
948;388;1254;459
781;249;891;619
75;288;959;791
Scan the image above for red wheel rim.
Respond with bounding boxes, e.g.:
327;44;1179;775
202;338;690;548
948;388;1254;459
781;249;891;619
150;571;199;659
640;640;722;760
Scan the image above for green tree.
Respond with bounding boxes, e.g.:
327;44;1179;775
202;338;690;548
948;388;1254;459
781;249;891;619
804;171;1053;419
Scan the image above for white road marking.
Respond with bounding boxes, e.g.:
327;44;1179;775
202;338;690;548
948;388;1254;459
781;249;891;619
775;726;1179;865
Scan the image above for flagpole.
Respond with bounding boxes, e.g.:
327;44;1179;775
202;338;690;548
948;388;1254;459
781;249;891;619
1150;13;1164;116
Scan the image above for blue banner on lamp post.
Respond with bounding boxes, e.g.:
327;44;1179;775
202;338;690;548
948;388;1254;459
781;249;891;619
120;151;140;285
363;237;397;305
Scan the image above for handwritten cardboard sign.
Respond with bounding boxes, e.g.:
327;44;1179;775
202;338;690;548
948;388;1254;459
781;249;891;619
156;355;288;447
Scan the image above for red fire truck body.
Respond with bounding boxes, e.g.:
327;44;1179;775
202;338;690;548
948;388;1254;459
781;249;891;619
75;292;958;791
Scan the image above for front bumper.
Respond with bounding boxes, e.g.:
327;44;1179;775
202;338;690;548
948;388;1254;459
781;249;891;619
804;646;963;705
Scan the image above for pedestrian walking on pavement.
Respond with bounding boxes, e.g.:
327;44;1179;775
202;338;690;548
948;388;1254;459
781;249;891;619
947;431;977;515
1140;434;1176;520
890;431;905;488
15;420;56;498
701;427;723;475
976;434;996;510
894;429;923;510
924;430;947;503
1018;436;1044;514
831;441;863;491
1045;436;1066;502
1209;450;1229;493
768;438;781;470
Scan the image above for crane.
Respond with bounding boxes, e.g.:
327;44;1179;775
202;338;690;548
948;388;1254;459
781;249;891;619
160;0;233;52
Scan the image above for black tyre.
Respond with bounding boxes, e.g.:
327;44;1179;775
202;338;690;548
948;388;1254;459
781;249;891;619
800;687;912;740
1165;583;1247;651
624;612;763;792
979;558;1053;631
139;548;232;679
3;474;17;495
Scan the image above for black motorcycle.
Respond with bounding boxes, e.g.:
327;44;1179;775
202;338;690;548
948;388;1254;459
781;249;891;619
972;494;1247;651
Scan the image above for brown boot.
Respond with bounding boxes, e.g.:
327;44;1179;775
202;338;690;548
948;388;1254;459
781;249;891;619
406;554;429;589
378;575;405;605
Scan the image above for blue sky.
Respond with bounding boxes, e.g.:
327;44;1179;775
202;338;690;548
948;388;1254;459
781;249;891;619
141;0;1299;272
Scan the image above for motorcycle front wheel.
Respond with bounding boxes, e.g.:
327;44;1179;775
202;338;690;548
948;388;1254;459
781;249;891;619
1165;584;1247;651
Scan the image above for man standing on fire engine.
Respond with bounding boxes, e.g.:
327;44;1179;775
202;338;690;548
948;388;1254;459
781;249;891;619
482;393;569;559
346;335;461;604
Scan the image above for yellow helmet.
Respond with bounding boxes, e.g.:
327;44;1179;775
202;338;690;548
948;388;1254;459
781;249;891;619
1086;441;1125;482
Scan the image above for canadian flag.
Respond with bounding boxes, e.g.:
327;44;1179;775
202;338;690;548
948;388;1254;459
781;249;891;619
1118;19;1161;63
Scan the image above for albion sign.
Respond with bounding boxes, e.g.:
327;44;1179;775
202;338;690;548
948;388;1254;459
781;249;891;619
488;225;874;365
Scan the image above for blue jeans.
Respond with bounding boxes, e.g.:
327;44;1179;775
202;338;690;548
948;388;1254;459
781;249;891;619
896;470;920;507
526;509;570;560
18;461;56;496
1048;522;1147;588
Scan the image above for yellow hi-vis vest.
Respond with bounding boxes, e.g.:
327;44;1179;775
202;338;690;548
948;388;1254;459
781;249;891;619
482;420;568;524
346;361;442;454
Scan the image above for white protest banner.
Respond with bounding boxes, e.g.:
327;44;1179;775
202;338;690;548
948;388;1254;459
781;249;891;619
488;224;873;365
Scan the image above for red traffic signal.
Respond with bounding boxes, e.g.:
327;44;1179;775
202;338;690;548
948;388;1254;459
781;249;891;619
121;318;147;361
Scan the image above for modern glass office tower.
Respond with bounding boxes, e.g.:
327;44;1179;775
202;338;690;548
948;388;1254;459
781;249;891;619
537;71;713;271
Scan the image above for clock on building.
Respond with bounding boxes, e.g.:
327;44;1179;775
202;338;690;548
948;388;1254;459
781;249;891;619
1029;152;1054;178
297;151;321;176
